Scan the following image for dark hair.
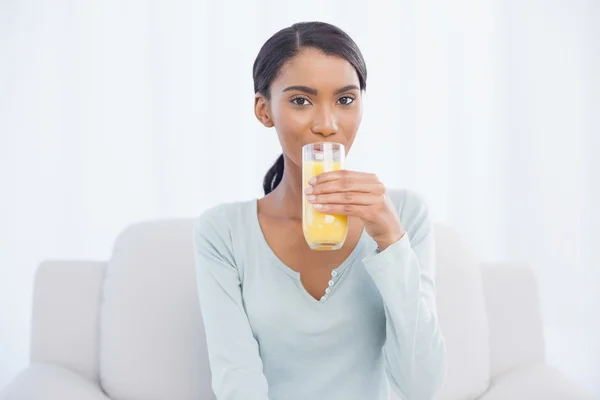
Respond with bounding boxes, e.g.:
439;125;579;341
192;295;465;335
254;21;367;195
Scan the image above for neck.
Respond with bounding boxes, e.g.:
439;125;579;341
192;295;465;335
264;155;304;220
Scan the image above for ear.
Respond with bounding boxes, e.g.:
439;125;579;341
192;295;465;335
254;94;274;128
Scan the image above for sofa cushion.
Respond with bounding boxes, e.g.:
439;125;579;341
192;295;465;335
433;225;490;400
99;219;215;400
478;363;594;400
0;363;110;400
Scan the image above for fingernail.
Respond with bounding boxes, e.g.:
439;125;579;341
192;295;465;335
304;186;313;194
309;177;317;185
313;204;323;209
306;195;316;201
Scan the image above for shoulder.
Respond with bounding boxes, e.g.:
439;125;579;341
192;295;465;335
386;188;429;217
193;200;255;268
193;200;250;247
194;201;238;229
386;188;432;237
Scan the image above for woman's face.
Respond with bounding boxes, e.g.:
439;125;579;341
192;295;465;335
255;48;364;169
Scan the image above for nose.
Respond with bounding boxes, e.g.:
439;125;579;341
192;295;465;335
311;105;339;137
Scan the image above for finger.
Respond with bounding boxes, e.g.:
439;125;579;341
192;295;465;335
308;178;385;195
309;169;375;185
312;203;366;217
307;191;376;206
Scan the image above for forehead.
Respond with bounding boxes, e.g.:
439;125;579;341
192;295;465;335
271;47;360;91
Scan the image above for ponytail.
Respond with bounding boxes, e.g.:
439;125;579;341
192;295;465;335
263;154;284;195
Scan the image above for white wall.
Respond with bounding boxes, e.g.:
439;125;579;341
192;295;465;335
1;0;598;394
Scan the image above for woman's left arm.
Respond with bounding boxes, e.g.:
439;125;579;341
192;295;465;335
306;171;448;400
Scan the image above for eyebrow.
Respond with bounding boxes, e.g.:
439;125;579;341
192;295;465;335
282;84;360;96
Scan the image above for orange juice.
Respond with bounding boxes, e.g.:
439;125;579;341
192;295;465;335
302;160;348;250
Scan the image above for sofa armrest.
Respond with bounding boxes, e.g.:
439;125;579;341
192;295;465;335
31;261;105;383
477;363;594;400
480;262;546;377
0;363;110;400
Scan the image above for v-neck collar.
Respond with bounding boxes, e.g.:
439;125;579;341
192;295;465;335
248;198;366;304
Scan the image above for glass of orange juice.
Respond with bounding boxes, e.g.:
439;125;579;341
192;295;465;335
302;142;348;251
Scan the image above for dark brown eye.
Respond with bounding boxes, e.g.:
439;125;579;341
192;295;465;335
337;96;355;105
291;97;311;106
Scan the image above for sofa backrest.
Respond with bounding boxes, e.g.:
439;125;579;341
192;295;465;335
100;219;214;400
99;219;490;400
433;225;490;399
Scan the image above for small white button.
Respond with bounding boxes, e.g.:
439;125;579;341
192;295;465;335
328;280;335;287
320;296;327;303
325;288;331;294
331;270;338;277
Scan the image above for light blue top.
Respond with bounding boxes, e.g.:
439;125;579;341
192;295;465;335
192;189;447;400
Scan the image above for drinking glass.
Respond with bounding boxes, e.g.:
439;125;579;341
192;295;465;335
302;142;348;251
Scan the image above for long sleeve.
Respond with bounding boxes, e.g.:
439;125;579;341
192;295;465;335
362;192;448;400
193;206;270;400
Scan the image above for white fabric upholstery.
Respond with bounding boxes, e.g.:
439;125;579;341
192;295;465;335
478;364;594;400
31;261;105;383
0;363;110;400
480;263;546;377
100;219;214;400
433;225;490;400
1;219;591;400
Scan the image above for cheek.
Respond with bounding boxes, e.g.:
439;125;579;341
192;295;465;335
272;106;311;165
340;107;363;141
275;106;311;136
343;111;362;131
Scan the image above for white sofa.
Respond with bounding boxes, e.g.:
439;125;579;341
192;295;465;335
0;219;592;400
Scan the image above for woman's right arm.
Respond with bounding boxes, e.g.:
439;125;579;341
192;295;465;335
193;206;270;400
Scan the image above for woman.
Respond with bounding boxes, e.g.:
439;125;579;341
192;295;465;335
193;21;447;400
